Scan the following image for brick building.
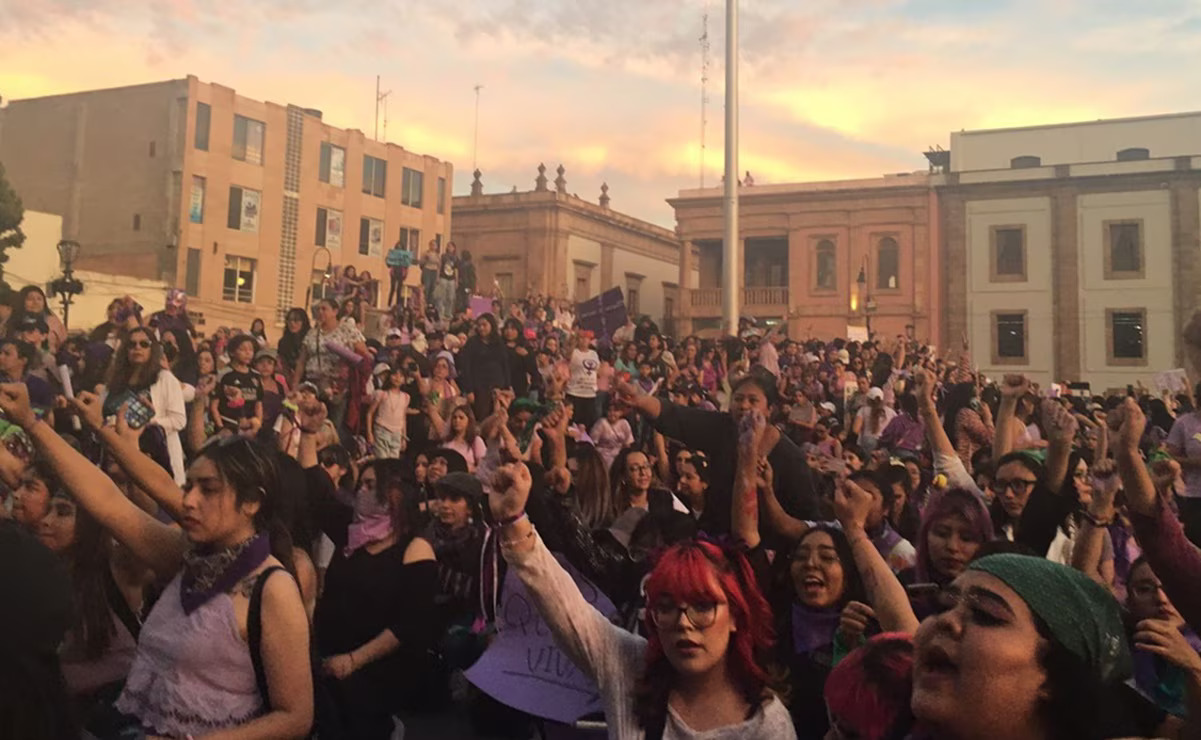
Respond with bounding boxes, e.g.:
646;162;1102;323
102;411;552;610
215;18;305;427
935;113;1201;388
451;166;684;329
0;77;453;328
669;174;942;344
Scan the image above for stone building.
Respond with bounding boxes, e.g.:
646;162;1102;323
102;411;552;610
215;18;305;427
0;76;453;328
451;166;686;329
935;112;1201;388
669;174;941;344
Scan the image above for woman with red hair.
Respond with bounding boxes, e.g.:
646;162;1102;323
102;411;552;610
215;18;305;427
488;460;795;739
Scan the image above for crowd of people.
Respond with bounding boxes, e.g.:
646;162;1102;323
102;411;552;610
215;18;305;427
5;274;1201;740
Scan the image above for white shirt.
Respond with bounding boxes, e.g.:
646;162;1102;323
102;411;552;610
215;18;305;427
566;348;600;399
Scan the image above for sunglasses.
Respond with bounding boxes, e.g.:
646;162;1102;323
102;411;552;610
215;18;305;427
129;340;153;349
988;478;1035;496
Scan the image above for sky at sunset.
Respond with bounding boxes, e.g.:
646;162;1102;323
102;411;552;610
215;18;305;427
2;0;1199;226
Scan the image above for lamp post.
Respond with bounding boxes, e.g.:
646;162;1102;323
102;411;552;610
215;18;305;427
49;239;83;329
305;246;333;310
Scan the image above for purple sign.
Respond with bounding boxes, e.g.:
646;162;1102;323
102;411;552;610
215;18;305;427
465;554;618;724
576;288;627;345
469;294;494;319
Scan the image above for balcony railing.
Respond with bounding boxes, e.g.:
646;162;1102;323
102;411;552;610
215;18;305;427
690;287;789;308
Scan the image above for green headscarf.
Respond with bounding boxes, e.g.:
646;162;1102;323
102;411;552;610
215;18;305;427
968;554;1131;684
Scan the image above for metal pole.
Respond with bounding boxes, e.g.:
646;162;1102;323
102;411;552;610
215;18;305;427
721;0;740;336
473;85;483;171
374;75;380;140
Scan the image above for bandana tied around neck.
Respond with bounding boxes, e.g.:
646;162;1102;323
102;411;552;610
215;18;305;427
345;485;394;556
180;532;271;614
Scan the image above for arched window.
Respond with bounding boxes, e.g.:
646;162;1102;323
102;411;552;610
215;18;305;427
1010;155;1042;169
1116;147;1150;162
876;237;899;290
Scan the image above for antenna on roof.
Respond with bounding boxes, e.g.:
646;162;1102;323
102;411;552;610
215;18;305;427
374;75;391;141
699;1;711;188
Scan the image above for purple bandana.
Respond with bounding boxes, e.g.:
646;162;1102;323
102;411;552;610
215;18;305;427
179;533;270;614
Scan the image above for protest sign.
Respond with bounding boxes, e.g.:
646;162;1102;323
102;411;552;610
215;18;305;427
470;295;493;318
576;288;627;344
465;554;618;724
1153;369;1190;396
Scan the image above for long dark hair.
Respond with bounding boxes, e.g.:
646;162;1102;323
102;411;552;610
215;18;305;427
105;327;163;395
358;458;419;539
942;382;978;449
162;327;199;386
197;438;295;575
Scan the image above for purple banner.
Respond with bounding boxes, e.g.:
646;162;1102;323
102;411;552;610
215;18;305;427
465;554;617;724
576;287;627;345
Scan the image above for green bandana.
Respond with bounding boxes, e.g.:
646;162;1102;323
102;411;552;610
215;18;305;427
968;554;1131;684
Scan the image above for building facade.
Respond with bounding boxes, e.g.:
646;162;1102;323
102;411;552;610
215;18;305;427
0;77;453;328
937;112;1201;389
451;166;685;328
669;175;941;344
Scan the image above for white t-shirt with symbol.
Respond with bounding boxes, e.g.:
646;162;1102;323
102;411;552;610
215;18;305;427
566;348;600;399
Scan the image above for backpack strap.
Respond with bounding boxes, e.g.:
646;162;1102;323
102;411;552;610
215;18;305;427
248;565;287;709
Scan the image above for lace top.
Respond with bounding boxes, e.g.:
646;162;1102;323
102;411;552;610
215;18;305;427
115;574;262;736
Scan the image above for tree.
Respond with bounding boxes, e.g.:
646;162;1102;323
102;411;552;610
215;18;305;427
0;162;26;291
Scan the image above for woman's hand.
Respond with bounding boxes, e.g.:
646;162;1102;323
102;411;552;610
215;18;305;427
297;398;328;434
194;374;217;399
838;600;876;644
490;461;533;521
1042;399;1079;447
71;390;107;431
912;367;937;410
756;457;774;492
1000;374;1030;402
114;404;147;443
1134;619;1201;676
0;383;37;431
321;653;358;680
1089;458;1120;519
1107;397;1145;455
834;477;874;535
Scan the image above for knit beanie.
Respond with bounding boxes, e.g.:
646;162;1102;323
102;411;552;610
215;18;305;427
968;554;1131;683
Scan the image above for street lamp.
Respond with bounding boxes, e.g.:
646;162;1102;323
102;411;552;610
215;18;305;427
49;239;84;329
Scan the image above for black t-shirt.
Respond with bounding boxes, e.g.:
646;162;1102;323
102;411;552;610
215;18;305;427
440;253;459;281
217;369;263;425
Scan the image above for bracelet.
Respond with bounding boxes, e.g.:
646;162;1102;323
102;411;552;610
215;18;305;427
1081;509;1114;527
500;528;536;549
494;511;527;528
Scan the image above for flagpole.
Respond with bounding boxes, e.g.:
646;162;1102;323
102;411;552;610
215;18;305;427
721;0;740;336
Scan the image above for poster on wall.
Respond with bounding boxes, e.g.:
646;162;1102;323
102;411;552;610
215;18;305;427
368;219;383;256
326;210;342;251
189;176;205;224
240;189;261;233
329;145;346;187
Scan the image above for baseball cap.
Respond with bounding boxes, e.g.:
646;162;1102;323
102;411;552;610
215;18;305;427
837;349;850;364
386;328;404;339
820;401;837;413
867;387;885;401
17;315;49;334
373;362;392;376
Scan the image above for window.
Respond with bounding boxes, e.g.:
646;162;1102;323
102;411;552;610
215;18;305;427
1108;309;1147;365
194;102;211;151
398;227;420;252
1104;220;1144;278
814;239;836;292
626;274;644;316
402;168;424;208
1117;147;1150;162
876;237;899;290
316;207;343;250
990;225;1026;282
148;141;156;158
437;177;447;214
312;270;335;301
232;115;265;165
359;217;384;256
495;272;514;300
132;214;141;231
1010;155;1041;169
664;296;675;319
227;186;261;233
319;142;346;187
991;311;1028;365
189;176;206;224
223;255;256;303
185;248;202;297
362;155;387;197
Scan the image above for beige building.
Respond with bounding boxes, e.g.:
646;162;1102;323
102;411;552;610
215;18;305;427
5;209;170;330
451;166;685;328
936;112;1201;388
670;174;942;344
0;76;453;329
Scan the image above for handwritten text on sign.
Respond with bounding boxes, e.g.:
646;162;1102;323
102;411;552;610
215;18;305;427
465;554;618;724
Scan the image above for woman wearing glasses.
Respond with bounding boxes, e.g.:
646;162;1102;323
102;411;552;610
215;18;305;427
101;326;188;485
488;460;796;739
